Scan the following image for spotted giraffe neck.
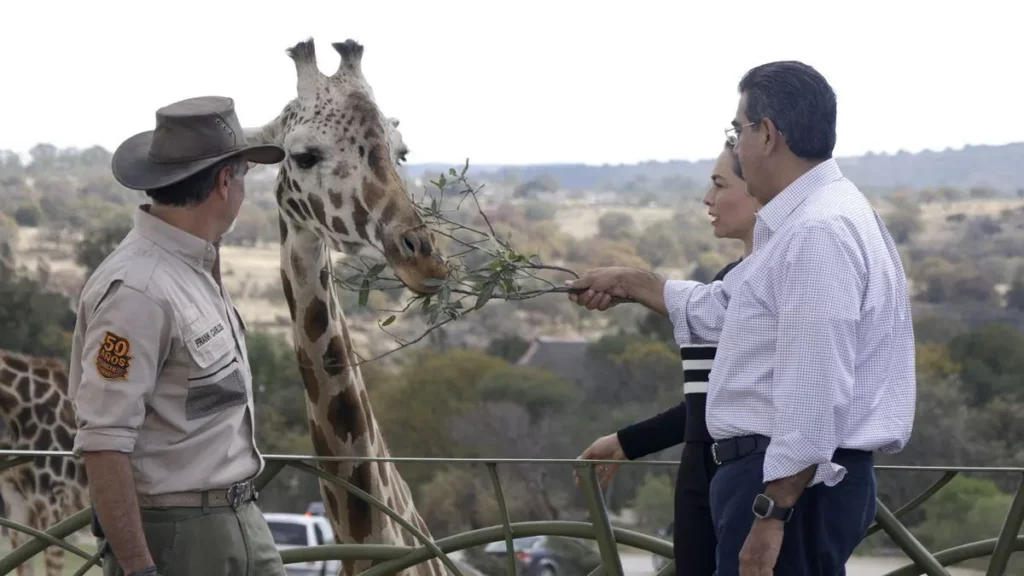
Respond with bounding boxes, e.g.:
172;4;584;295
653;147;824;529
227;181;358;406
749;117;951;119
277;219;444;576
0;350;90;576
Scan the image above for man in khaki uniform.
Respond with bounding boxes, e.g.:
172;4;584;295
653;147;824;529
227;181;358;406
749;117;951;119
68;96;287;576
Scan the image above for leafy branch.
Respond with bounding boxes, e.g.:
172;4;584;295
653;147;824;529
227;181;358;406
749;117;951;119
332;159;628;365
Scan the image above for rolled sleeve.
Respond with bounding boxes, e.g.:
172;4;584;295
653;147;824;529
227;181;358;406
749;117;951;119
72;282;171;455
763;222;863;487
663;279;730;346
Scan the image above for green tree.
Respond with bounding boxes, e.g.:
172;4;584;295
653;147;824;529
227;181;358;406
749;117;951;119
948;323;1024;406
76;219;133;277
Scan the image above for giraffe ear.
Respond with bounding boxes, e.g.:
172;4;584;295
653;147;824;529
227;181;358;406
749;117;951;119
331;39;364;78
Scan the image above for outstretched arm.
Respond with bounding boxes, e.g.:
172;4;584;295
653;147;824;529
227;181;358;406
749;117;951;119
568;266;735;345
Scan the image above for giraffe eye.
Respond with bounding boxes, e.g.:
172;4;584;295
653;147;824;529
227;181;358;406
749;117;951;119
291;151;320;170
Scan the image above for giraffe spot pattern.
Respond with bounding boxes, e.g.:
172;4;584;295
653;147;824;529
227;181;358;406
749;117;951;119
347;462;373;542
322;336;349;377
280;271;297;322
308;194;329;229
326;386;368;445
303;295;330;343
297;348;319;405
327;187;344;209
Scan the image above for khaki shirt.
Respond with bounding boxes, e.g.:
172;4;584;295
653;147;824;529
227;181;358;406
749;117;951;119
69;205;262;495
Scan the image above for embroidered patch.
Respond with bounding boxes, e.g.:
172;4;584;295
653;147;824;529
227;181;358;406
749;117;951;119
95;331;132;380
193;322;226;350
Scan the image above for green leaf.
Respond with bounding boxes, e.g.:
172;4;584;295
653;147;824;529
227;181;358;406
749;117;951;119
437;174;447;189
421;278;445;287
475;280;497;310
381;315;396;327
358;279;370;307
368;262;387;276
449;167;457;177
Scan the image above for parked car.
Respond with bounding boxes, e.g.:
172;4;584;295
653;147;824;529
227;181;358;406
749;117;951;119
264;512;340;576
305;501;326;517
481;535;601;576
652;522;674;572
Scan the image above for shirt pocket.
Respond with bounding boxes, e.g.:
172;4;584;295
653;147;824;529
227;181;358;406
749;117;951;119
182;320;247;422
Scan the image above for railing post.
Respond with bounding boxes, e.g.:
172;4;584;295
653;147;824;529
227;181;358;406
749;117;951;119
575;461;624;576
874;498;950;576
985;472;1024;576
485;463;518;576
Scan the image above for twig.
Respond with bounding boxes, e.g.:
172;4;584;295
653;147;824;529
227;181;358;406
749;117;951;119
335;159;634;364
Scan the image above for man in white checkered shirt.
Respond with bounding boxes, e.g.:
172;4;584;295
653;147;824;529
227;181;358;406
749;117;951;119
569;61;916;576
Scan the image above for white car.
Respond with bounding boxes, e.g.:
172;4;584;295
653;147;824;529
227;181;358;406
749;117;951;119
264;512;341;576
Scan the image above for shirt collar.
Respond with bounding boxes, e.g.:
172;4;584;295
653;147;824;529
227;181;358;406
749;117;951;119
133;205;218;273
753;158;844;248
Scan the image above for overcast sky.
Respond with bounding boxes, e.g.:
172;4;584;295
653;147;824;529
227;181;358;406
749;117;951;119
2;0;1020;166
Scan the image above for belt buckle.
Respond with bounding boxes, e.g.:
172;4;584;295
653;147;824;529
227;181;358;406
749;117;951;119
226;482;253;509
711;443;721;466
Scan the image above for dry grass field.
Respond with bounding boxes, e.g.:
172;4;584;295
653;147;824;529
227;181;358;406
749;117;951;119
10;196;1023;353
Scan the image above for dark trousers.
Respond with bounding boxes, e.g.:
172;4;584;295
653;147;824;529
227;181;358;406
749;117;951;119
708;448;876;576
674;441;719;576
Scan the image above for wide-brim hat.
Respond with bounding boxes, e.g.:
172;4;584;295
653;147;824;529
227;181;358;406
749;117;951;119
112;95;285;191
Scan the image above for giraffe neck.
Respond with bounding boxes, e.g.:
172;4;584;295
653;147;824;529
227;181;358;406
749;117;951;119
278;218;407;549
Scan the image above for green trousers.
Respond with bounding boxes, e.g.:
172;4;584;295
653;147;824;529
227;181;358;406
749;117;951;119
100;501;286;576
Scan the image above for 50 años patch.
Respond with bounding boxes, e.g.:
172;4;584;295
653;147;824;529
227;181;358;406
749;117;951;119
95;331;133;380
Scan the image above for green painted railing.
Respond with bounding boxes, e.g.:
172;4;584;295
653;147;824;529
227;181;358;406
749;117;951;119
0;450;1021;575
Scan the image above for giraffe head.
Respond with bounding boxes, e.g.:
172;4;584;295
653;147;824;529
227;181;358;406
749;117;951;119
251;38;446;295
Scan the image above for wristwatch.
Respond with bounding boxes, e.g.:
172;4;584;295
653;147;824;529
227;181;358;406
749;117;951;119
752;493;794;522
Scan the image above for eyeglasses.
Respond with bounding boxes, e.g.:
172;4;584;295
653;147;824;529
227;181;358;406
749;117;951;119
725;122;755;146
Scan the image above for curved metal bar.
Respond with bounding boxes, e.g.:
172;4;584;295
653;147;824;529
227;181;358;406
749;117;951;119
71;550;104;576
286;459;464;576
485;462;517;576
0;455;33;474
882;536;1024;576
865;471;959;537
253;459;288;492
0;507;92;575
0;517;95;562
358;520;674;576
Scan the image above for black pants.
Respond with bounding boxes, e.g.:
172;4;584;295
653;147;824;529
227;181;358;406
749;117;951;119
674;441;719;576
708;448;876;576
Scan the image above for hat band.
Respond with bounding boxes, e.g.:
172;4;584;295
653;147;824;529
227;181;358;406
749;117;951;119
148;143;248;165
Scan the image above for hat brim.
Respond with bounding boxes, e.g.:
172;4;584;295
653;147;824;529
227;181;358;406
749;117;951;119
111;130;286;191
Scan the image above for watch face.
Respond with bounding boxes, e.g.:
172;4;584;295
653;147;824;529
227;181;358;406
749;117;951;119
752;494;773;517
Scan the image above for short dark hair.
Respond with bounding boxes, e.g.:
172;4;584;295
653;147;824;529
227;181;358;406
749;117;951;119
724;141;744;180
738;61;837;161
145;156;244;207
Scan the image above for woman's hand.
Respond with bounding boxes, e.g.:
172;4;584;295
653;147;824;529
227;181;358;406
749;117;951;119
575;433;628;488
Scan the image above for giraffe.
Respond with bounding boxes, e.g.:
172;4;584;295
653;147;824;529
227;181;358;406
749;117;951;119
0;350;89;576
244;38;453;576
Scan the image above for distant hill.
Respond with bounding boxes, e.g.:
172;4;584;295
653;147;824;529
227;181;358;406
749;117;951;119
404;141;1024;195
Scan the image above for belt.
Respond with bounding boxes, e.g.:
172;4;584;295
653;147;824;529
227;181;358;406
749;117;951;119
710;434;873;467
710;434;771;466
137;480;259;509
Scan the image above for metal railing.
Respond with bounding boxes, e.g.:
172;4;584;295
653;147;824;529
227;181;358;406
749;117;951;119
0;450;1021;575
